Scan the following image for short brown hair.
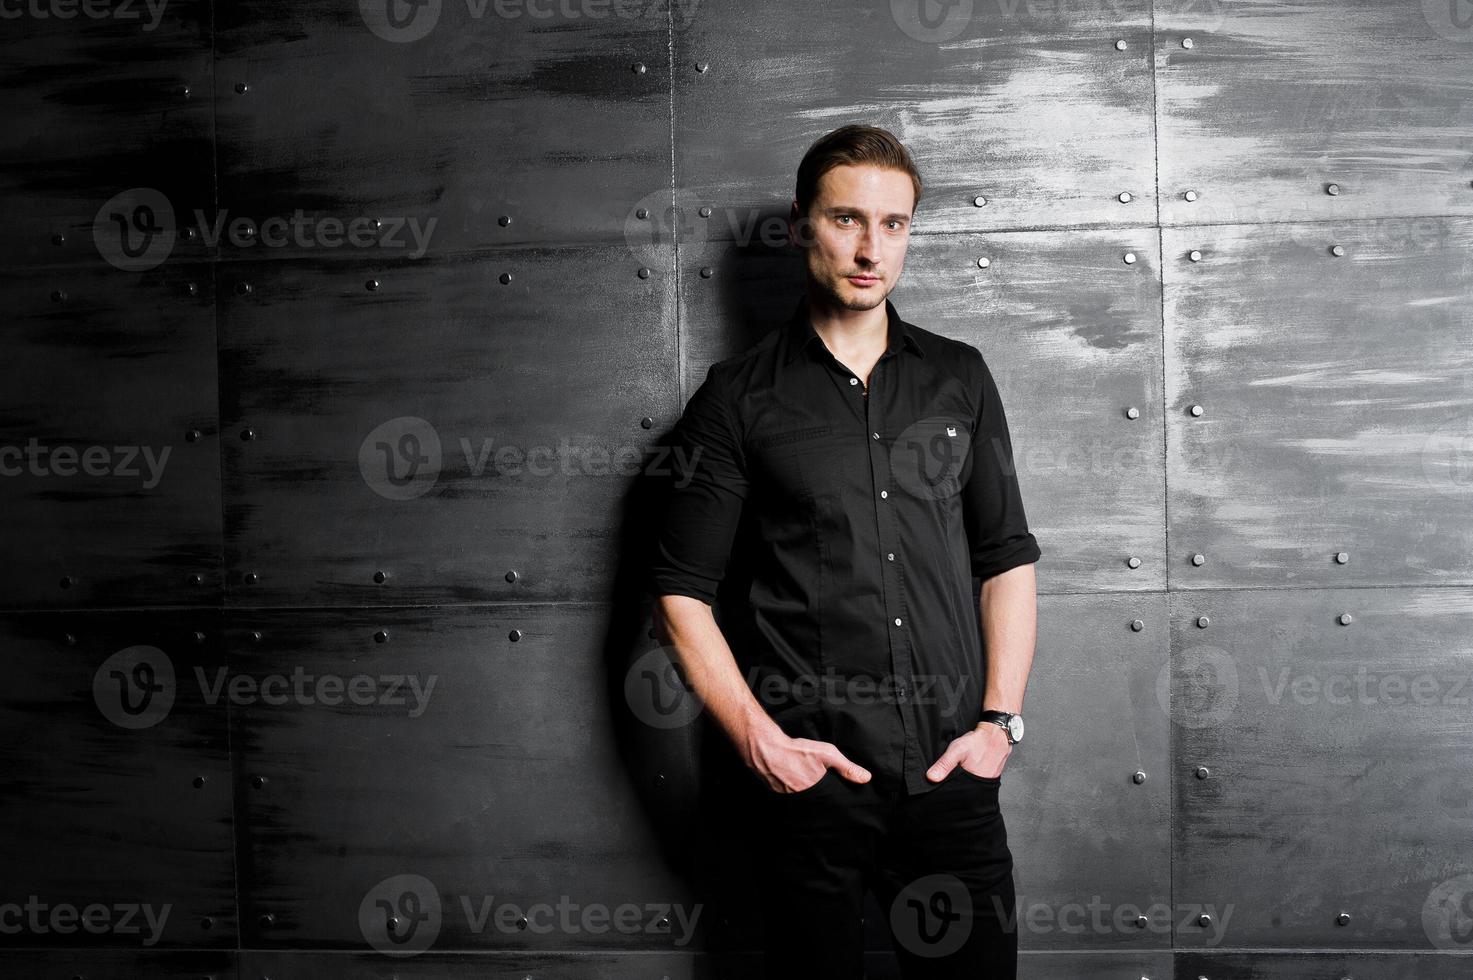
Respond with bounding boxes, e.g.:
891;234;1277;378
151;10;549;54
794;124;924;219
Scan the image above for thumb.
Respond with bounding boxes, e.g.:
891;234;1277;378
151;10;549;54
925;747;964;782
825;745;871;783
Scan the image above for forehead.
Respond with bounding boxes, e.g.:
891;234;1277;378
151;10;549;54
814;164;915;212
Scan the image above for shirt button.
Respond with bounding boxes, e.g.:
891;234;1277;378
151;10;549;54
887;553;895;561
880;490;888;498
871;431;879;439
848;377;859;386
894;617;902;626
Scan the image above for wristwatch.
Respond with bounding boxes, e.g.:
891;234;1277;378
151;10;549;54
979;709;1024;745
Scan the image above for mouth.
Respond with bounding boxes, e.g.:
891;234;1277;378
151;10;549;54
847;274;880;286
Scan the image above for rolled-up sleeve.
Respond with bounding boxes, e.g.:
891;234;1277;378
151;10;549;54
648;362;750;605
961;348;1041;581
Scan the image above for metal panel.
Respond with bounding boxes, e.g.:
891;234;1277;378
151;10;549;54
212;0;671;257
0;951;236;979
1170;587;1473;949
1007;593;1171;950
1178;951;1473;979
672;0;1156;238
0;264;222;610
680;231;1166;595
217;246;676;605
231;604;701;951
0;1;214;269
1156;0;1473;228
1164;219;1473;589
0;611;235;949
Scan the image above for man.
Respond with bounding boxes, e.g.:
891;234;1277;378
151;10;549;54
648;124;1040;979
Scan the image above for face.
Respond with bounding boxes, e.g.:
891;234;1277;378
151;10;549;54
790;163;914;313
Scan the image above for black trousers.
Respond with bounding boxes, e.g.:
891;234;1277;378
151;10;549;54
752;765;1017;980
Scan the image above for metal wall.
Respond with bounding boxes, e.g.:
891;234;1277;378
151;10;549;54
2;0;1471;977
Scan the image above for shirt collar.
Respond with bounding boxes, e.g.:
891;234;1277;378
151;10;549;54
782;295;927;366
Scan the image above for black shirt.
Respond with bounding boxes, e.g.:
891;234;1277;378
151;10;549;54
649;295;1041;796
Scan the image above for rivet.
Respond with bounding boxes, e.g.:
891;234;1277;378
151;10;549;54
509;628;522;642
193;775;207;788
1118;191;1132;203
234;281;252;295
243;571;258;585
374;570;387;583
370;218;382;231
63;632;77;645
637;267;651;278
1198;912;1212;926
1130;619;1143;631
1123;251;1136;264
189;573;204;586
636;208;649;220
258;911;273;926
373;629;389;644
973;195;987;207
640;416;654;429
1338;613;1353;626
1191;553;1205;566
186;429;202;442
1189;404;1203;417
1336;911;1351;926
1184;190;1198;202
1134;915;1148;928
365;278;379;292
695;61;709;73
1132;770;1146;784
517;915;528;930
1182;37;1194;48
1195;765;1210;779
977;256;990;268
181;226;197;241
631;62;647;74
51;289;67;303
1326;183;1340;196
1330;244;1345;257
251;775;267;789
181;85;191;100
52;233;66;246
59;575;74;589
1189;249;1202;262
235;82;249;94
505;569;519;583
1126;407;1139;419
654;773;666;788
699;267;713;278
1127;556;1141;568
499;272;512;284
699;206;712;218
185;281;198;296
1114;38;1127;50
1196;615;1210;628
194;631;206;644
1335;551;1349;564
241;427;256;441
498;215;511;226
200;915;213;930
250;630;263;642
239;222;256;239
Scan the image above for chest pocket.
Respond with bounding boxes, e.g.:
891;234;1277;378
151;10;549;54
747;424;834;501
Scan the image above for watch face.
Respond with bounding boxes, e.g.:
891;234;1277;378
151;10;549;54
1008;716;1024;742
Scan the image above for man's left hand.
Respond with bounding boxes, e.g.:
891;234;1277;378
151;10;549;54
924;722;1011;782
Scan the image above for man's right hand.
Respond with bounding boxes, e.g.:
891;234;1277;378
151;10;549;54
743;727;872;794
